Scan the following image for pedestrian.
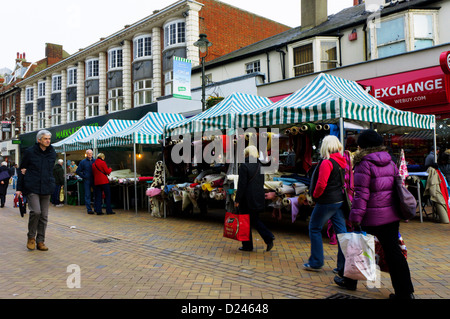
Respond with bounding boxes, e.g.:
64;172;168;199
334;129;415;299
9;163;18;189
68;161;78;174
0;161;11;207
16;130;56;251
424;146;439;168
76;149;95;214
92;153;115;215
234;145;274;252
51;159;65;207
303;135;348;272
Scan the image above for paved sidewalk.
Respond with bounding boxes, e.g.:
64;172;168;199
0;192;449;300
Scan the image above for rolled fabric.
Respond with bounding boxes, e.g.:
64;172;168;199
209;190;217;199
276;185;295;195
202;183;214;192
301;123;316;132
215;193;225;200
290;126;299;135
264;181;283;190
265;191;277;200
290;197;300;223
202;174;224;183
293;183;307;195
146;187;162;197
282;197;291;207
176;182;190;189
190;183;199;188
182;191;192;211
210;179;224;188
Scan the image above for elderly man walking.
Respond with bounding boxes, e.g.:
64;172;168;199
17;130;56;251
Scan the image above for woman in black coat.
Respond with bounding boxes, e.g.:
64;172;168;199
234;145;274;252
0;162;11;207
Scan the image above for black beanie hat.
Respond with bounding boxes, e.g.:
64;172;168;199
357;129;383;149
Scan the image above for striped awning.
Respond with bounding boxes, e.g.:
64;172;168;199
164;92;272;137
236;73;435;130
53;125;101;153
97;112;185;148
63;119;137;151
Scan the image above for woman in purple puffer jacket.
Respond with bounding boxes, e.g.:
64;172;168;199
334;129;414;299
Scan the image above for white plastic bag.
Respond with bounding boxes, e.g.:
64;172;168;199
337;232;376;281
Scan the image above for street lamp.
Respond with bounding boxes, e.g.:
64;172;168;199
194;34;212;111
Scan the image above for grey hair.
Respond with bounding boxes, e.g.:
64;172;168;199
36;130;52;141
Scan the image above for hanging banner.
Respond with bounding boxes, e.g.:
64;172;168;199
173;56;192;100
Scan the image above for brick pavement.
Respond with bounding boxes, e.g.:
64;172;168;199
0;192;449;300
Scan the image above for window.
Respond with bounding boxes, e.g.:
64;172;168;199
86;96;99;118
67;102;77;122
367;10;438;59
25;115;33;132
134;80;153;106
26;87;34;102
5;98;10;114
164;20;186;48
164;71;173;95
293;43;314;76
38;81;46;98
245;61;261;74
38;111;45;129
51;107;62;126
86;59;99;78
289;37;340;77
67;67;77;87
134;35;152;60
108;88;124;112
108;48;123;70
52;75;62;92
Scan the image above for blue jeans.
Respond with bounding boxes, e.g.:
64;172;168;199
12;176;18;189
84;179;94;212
308;202;347;270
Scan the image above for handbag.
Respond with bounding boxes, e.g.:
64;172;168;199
59;186;64;202
338;231;377;281
223;208;250;241
0;170;10;181
391;163;417;220
338;167;352;219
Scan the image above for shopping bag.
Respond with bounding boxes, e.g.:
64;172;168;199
59;186;64;202
337;232;376;281
223;210;250;241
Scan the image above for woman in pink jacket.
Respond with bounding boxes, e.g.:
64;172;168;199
334;130;414;299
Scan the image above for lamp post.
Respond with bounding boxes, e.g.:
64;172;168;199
194;34;212;112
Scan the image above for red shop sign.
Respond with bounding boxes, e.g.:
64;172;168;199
358;66;449;111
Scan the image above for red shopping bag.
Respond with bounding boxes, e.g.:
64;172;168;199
223;210;250;241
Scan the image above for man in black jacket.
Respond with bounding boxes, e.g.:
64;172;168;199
235;145;274;252
17;130;56;251
76;149;95;214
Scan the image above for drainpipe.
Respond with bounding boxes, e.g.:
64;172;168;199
266;51;271;83
276;47;286;80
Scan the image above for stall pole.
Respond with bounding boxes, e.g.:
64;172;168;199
133;142;138;215
163;137;167;218
63;145;67;205
433;119;437;163
339;117;345;148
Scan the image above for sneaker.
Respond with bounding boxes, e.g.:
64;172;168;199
56;204;64;207
303;263;322;272
27;238;36;250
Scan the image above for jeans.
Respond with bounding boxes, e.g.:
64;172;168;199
83;179;94;212
308;202;347;270
51;185;62;205
94;183;113;214
12;176;18;189
27;193;51;243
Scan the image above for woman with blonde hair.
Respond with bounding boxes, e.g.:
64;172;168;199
235;145;274;252
303;135;348;272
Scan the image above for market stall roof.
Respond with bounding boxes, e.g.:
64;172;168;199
63;119;137;151
97;112;185;148
236;73;435;131
164;92;273;137
53;125;101;153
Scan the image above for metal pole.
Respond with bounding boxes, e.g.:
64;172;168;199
201;56;206;112
433;117;437;163
163;138;167;218
134;143;138;215
339;117;345;148
63;145;67;205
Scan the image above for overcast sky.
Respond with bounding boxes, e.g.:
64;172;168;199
1;0;354;70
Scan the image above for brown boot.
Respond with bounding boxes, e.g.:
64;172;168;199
37;242;48;251
27;238;36;250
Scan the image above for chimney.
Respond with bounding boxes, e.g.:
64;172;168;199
301;0;328;30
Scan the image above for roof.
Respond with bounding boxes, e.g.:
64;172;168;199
196;0;442;71
53;125;101;153
236;73;435;131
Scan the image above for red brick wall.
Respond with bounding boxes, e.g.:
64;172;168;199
197;0;291;61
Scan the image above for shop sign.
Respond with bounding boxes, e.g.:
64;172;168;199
55;123;99;139
358;66;449;110
1;121;11;132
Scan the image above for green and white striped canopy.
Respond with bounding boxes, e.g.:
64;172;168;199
236;73;435;130
64;119;137;151
97;112;185;148
53;125;101;153
164;92;272;137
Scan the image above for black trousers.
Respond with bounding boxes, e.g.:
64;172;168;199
345;221;414;296
242;210;274;250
